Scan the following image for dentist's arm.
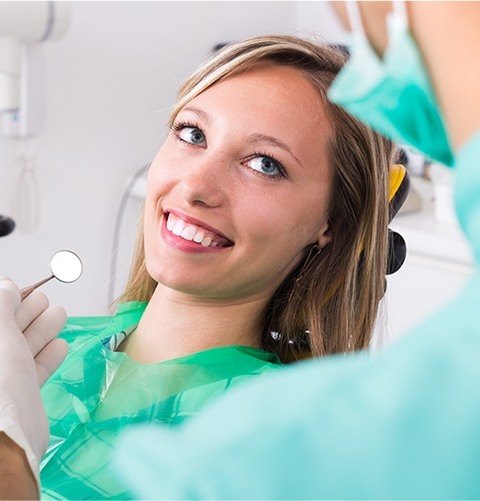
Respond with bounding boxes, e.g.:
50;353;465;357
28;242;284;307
0;277;67;498
0;432;37;499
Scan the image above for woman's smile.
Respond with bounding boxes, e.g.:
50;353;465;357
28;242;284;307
162;211;234;252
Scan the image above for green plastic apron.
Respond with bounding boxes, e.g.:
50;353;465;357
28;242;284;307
40;301;283;500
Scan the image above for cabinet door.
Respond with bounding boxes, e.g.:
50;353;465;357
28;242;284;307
373;253;473;349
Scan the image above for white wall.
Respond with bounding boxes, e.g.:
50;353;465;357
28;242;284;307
0;1;346;316
296;0;346;43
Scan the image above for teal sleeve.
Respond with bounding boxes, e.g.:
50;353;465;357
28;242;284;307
112;132;480;499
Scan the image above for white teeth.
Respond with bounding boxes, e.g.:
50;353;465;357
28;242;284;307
181;225;197;241
172;220;184;236
193;231;204;243
166;214;222;248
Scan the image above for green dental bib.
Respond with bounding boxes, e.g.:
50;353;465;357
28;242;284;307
40;302;282;500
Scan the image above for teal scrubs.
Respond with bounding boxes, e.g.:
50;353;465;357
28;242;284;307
39;302;283;500
113;131;480;499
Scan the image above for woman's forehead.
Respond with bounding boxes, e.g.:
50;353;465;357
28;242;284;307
181;65;327;125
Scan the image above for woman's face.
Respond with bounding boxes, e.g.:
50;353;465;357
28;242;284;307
144;64;333;303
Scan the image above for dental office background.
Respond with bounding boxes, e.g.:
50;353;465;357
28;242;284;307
0;1;472;346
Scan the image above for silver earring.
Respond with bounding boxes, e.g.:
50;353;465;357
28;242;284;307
288;244;321;301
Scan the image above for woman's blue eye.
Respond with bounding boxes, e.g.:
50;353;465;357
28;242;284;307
248;156;283;177
178;126;206;145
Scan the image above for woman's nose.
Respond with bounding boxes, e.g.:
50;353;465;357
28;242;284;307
180;154;227;208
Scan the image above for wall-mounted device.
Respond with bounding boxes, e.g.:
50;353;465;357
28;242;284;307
0;2;71;236
0;1;71;136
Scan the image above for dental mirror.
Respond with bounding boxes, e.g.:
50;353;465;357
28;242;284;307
21;250;83;300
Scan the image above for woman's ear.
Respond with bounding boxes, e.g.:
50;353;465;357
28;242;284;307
317;223;332;249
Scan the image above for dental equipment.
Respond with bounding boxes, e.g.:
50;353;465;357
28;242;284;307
21;250;82;300
0;215;15;237
0;2;71;113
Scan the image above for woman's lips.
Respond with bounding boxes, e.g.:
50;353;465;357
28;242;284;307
164;211;234;249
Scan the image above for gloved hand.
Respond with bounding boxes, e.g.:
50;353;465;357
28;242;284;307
0;276;67;490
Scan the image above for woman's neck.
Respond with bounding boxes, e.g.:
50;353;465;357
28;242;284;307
120;284;268;363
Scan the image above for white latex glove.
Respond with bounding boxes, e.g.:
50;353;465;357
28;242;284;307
0;276;67;490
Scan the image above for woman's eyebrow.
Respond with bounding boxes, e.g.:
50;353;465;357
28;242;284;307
247;133;304;168
181;106;211;124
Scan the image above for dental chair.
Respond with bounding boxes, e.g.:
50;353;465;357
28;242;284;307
387;163;409;275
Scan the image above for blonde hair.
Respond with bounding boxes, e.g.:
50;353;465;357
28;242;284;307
120;35;395;361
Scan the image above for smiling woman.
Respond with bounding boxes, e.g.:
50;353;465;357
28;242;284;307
142;65;333;311
123;35;395;359
36;35;396;499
